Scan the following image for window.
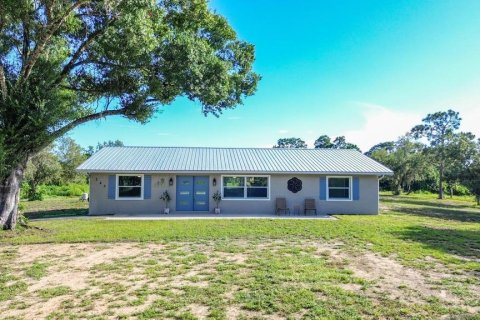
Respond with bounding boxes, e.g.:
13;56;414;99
222;176;269;199
117;175;143;199
246;177;268;198
327;176;351;201
223;176;245;198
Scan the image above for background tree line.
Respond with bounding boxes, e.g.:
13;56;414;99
23;139;123;200
273;135;360;150
274;110;480;203
24;110;480;204
368;110;480;203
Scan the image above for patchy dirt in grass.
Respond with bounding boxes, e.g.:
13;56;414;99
185;303;210;318
1;240;479;319
317;243;480;313
225;306;284;320
344;251;456;302
28;269;89;291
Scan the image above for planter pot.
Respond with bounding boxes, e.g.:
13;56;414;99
164;208;170;214
214;208;221;214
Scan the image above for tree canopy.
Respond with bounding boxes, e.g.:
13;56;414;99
313;135;333;148
85;139;124;157
369;136;432;195
273;138;307;148
410;110;463;199
365;141;395;156
314;135;360;151
55;137;87;183
462;145;480;205
23;147;61;200
0;0;260;229
368;109;479;199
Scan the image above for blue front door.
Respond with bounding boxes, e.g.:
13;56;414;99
193;176;209;211
176;176;194;211
176;176;209;211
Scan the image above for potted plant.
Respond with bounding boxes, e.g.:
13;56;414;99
160;190;171;214
212;191;222;214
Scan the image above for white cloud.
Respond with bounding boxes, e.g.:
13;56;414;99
340;102;480;152
278;129;289;134
448;103;480;138
340;102;422;152
441;82;480;138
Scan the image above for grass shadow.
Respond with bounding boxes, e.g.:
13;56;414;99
381;196;477;210
396;225;480;261
382;197;480;223
24;208;88;220
388;205;480;222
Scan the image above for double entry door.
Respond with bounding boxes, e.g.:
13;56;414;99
176;176;209;211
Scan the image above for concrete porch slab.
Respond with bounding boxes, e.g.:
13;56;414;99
105;213;336;220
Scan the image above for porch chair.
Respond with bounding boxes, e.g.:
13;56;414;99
275;198;290;215
304;198;317;215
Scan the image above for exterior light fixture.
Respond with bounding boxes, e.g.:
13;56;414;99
212;178;217;186
169;177;174;186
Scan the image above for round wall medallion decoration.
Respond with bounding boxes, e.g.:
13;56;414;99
287;177;302;193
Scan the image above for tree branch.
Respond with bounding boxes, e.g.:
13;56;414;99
0;64;7;101
22;15;30;67
70;58;141;70
0;12;4;36
52;16;117;87
44;1;53;22
59;85;106;93
19;0;90;84
47;108;127;147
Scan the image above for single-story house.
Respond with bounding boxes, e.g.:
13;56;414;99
76;146;393;215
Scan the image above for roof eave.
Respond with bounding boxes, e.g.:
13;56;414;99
77;169;394;176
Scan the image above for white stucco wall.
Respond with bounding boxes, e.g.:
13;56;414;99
88;173;380;215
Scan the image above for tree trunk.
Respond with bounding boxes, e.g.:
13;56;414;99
0;164;25;230
393;185;401;195
28;181;38;201
476;195;480;206
438;163;444;199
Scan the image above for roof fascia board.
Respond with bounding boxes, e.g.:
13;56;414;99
78;169;394;176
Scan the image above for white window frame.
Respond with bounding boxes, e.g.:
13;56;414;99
327;176;352;201
116;174;144;200
221;175;270;200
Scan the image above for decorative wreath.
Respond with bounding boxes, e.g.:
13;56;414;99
287;177;302;193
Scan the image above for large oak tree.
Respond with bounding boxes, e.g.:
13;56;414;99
410;110;461;199
0;0;260;229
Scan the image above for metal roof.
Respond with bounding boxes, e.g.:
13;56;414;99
77;147;393;175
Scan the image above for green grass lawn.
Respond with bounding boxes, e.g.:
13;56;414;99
20;196;88;219
1;194;479;319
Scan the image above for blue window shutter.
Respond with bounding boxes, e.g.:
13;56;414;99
144;175;152;199
319;177;327;200
353;176;360;200
108;175;116;199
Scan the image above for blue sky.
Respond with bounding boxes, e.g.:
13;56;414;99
71;0;480;151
